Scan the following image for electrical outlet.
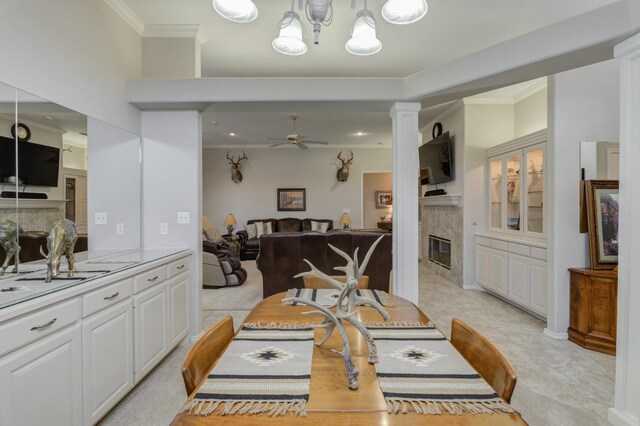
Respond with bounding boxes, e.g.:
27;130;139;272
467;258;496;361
95;212;107;225
160;223;168;235
116;223;125;235
177;212;190;224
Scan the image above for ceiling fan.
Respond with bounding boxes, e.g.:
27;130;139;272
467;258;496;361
267;115;328;150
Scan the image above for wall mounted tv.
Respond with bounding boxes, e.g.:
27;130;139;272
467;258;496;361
419;131;454;185
0;136;60;187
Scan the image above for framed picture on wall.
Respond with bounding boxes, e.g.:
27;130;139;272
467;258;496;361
585;179;619;269
375;191;393;209
277;188;306;211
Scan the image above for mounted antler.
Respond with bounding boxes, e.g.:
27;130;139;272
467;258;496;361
226;150;248;183
336;150;354;182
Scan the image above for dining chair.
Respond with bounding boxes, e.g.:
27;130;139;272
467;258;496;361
450;318;517;403
181;316;235;396
303;275;369;289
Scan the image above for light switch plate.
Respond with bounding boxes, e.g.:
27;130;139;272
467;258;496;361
160;223;168;235
95;212;107;225
116;223;125;235
177;212;190;224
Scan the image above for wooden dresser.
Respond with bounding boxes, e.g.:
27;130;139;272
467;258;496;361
568;268;617;355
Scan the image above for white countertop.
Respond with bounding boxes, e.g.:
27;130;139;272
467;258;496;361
474;231;547;249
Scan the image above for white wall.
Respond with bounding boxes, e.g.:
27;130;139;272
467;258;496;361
0;0;141;133
515;88;548;138
547;59;620;337
202;148;392;230
142;111;202;337
362;172;393;228
142;38;200;79
62;145;87;170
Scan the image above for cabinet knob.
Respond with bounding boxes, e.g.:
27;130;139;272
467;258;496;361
30;318;57;331
104;292;120;301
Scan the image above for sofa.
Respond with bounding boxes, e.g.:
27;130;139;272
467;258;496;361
0;231;88;266
237;218;333;260
256;231;391;298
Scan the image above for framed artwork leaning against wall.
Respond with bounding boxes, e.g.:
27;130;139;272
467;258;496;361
585;179;619;269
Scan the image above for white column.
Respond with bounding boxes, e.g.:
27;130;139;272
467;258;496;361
390;102;421;304
610;32;640;426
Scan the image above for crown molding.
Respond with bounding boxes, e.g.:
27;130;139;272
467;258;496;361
513;78;547;103
203;144;392;149
144;24;207;44
487;128;547;157
463;78;547;106
104;0;144;36
463;97;514;105
419;100;464;134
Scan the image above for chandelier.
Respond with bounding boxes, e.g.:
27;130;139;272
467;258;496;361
212;0;428;56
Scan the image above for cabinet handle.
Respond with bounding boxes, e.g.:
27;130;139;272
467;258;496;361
176;265;185;270
104;292;120;301
30;318;57;331
147;275;159;282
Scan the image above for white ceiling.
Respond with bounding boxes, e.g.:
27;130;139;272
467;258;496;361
122;0;616;78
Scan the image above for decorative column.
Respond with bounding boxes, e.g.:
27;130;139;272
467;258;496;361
610;32;640;426
390;102;421;304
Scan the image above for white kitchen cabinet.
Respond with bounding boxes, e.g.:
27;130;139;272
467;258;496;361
529;259;548;316
133;284;168;382
0;325;83;426
475;245;491;288
490;249;508;296
167;274;190;348
508;253;530;306
82;300;134;425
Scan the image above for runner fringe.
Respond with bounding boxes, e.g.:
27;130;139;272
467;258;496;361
363;321;434;328
180;399;307;417
386;398;515;415
243;321;315;329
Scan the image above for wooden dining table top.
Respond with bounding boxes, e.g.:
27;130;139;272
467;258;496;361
171;292;528;425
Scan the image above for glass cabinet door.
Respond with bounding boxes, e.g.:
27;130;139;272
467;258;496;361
490;159;503;229
525;146;544;235
506;154;522;231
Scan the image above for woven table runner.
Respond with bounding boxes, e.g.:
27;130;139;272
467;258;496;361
181;323;314;417
283;288;394;307
366;323;516;415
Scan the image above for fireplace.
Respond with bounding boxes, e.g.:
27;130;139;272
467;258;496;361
428;235;451;270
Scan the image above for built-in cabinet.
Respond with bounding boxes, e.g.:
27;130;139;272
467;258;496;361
0;251;190;426
475;234;547;318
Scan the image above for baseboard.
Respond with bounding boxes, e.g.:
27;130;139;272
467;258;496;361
463;284;484;291
190;330;204;342
608;408;640;426
543;328;568;340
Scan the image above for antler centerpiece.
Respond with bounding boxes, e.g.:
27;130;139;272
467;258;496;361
283;235;388;390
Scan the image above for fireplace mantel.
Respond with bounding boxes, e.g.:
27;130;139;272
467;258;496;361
0;199;66;209
419;195;462;207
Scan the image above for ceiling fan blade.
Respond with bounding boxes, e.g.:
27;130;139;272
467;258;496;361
297;142;309;150
267;137;287;141
269;142;290;147
302;140;328;145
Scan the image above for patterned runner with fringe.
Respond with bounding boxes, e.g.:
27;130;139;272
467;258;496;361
365;322;516;416
181;323;314;417
283;288;394;307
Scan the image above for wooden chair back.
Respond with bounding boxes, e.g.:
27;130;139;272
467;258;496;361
181;316;234;396
303;275;369;289
450;318;517;403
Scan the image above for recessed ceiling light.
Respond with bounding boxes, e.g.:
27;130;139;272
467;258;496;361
355;132;365;136
44;116;53;120
211;121;218;125
229;132;236;136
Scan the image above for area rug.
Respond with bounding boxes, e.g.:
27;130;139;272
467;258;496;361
283;288;394;307
366;323;516;415
181;323;314;417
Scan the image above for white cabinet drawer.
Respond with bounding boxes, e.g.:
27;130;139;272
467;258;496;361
509;242;530;256
531;247;547;261
134;266;167;294
82;278;133;318
167;258;190;278
476;236;491;247
490;239;509;251
0;298;80;357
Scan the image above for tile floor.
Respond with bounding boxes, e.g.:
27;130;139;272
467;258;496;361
101;261;615;426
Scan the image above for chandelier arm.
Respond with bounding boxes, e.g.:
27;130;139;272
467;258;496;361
322;1;333;26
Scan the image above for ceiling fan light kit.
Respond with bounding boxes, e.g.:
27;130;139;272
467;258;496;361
212;0;258;23
213;0;427;56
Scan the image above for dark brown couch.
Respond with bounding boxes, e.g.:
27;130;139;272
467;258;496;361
0;231;88;266
237;218;333;260
256;231;391;298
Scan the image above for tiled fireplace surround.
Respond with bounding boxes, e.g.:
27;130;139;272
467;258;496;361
420;204;463;287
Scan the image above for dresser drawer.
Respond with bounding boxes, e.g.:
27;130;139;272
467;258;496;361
0;298;80;357
531;247;547;261
490;239;509;251
509;243;530;256
167;258;190;278
476;236;491;247
82;278;133;318
134;267;167;294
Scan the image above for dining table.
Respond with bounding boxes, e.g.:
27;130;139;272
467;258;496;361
171;292;528;425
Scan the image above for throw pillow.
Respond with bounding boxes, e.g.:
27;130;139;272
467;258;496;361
204;228;223;243
264;221;273;235
246;223;258;240
311;220;329;233
255;221;265;238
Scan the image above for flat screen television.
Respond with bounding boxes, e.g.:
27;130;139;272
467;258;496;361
419;131;453;185
0;136;60;187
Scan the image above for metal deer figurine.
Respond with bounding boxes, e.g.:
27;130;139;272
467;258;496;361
0;220;21;276
39;219;78;283
227;150;248;183
283;235;388;389
336;150;354;182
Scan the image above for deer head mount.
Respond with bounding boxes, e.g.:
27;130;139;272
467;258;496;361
227;150;248;183
336;150;354;182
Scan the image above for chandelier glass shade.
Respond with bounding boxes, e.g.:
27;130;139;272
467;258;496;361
345;9;381;56
381;0;428;25
272;11;308;56
212;0;258;23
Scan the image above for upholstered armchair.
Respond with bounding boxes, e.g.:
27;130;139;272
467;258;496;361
202;216;248;288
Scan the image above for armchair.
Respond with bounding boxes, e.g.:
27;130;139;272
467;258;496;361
202;239;247;288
